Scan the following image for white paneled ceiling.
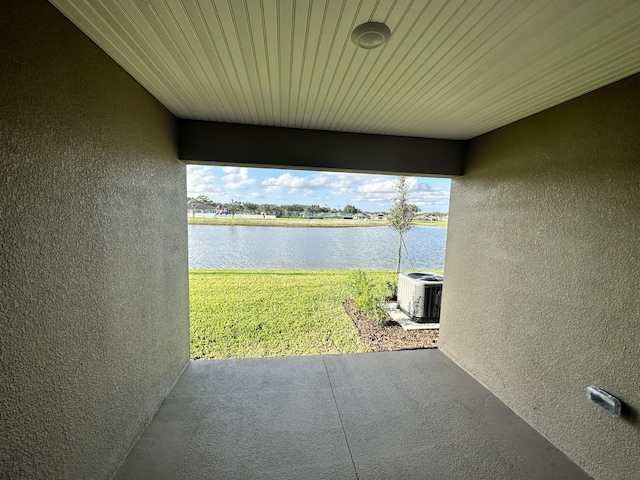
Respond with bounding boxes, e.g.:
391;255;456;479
51;0;640;140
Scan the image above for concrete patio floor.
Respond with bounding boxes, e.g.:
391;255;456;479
114;350;590;479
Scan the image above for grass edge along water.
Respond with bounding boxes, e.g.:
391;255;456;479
188;216;447;228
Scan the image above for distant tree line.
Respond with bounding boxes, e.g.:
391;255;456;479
188;194;446;219
188;196;374;216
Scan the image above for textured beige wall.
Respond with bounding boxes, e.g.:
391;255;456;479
440;73;640;479
0;2;189;479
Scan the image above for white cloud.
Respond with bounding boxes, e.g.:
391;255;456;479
326;181;353;197
186;166;221;196
188;165;450;211
324;172;389;197
261;172;329;193
356;178;395;194
347;176;395;205
186;166;215;186
411;183;451;208
221;167;256;189
350;176;449;210
244;192;265;200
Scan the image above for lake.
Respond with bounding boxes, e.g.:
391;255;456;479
188;225;447;270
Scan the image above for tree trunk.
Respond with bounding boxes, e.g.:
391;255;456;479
395;234;403;274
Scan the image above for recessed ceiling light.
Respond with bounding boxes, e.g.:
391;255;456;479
351;22;391;49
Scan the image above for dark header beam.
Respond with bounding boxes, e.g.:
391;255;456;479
177;120;467;177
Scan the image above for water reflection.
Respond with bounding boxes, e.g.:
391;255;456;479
188;225;446;270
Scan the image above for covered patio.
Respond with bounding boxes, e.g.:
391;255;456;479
114;350;589;479
3;2;639;479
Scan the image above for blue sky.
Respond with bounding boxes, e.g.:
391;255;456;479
187;165;451;213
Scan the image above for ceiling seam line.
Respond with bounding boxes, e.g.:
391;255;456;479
315;0;366;127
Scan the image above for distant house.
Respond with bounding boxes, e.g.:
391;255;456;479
417;214;448;222
187;201;216;215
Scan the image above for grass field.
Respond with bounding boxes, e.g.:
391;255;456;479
188;216;447;228
189;270;397;359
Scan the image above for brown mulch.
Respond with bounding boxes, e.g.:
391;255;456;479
343;299;439;352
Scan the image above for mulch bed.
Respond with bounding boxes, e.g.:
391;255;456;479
343;299;439;352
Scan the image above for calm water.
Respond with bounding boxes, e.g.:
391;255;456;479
188;225;447;270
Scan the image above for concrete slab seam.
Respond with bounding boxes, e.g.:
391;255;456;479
322;356;360;480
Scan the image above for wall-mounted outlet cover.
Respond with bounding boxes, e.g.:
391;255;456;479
586;386;622;417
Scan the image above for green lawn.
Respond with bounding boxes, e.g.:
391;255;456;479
189;270;397;359
187;216;447;228
188;216;388;227
412;220;448;227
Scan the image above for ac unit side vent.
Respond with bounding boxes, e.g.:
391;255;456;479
397;272;443;323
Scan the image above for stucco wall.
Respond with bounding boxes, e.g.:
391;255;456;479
0;2;190;479
440;73;640;479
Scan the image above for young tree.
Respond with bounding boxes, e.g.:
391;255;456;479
228;199;238;218
388;176;416;273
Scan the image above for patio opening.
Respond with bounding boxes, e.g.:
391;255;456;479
186;165;450;359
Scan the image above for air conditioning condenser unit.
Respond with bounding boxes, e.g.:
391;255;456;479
397;272;443;323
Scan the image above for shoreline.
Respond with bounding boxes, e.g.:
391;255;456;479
187;217;447;228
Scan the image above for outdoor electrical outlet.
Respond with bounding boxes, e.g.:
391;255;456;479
586;386;621;417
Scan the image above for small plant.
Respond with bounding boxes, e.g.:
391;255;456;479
385;277;398;301
348;270;390;326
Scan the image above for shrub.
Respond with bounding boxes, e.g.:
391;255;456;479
348;270;390;326
385;276;398;300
